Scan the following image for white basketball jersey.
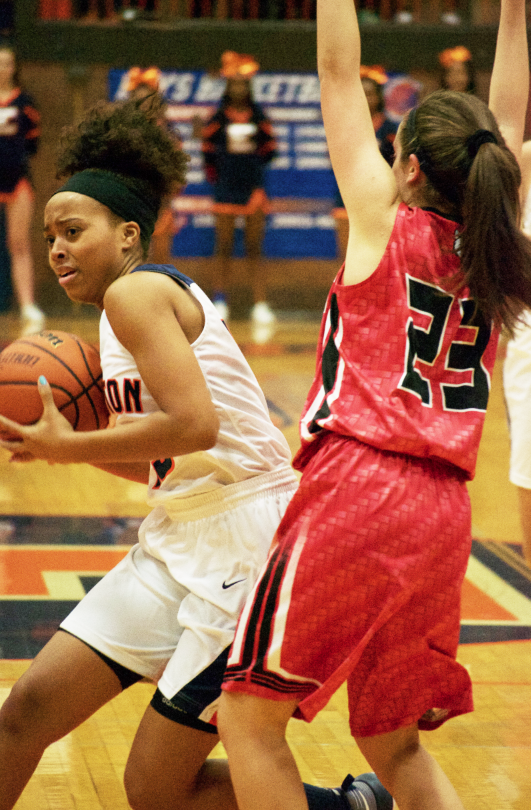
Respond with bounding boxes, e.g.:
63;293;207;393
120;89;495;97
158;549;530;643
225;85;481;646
99;264;293;505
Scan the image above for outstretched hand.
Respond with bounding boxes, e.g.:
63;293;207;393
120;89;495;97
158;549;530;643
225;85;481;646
0;376;74;463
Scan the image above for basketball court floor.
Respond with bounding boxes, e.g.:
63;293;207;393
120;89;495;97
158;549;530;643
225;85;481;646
0;307;530;809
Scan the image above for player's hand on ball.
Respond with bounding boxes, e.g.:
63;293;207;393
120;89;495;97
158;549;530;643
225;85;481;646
0;376;74;463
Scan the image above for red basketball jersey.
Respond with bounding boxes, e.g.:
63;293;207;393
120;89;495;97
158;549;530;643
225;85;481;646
297;203;499;479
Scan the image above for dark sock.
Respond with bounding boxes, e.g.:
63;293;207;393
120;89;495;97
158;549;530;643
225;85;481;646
303;783;349;810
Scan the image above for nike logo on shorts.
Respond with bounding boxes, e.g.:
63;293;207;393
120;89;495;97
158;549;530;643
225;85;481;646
222;578;246;589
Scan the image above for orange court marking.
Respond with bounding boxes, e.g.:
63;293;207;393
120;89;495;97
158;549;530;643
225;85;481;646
0;546;129;596
460;578;517;621
0;544;525;627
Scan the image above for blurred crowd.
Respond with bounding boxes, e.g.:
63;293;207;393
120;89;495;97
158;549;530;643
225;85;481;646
36;0;467;24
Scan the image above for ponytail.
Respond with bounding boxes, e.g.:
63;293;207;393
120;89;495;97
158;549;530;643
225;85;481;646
402;90;531;334
461;141;531;334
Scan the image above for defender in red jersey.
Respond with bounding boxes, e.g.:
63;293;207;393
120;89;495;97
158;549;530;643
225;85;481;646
297;203;497;477
218;2;531;810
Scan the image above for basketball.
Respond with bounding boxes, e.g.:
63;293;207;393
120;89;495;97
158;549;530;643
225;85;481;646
0;330;109;436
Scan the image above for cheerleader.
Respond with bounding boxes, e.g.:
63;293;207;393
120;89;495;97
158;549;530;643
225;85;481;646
202;52;277;325
0;42;44;335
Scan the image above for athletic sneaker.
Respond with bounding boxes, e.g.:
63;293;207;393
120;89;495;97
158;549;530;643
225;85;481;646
251;301;276;325
339;773;393;810
20;304;45;337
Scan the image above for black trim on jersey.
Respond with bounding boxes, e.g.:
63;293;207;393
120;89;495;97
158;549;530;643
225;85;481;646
237;544;281;670
255;545;291;670
223;666;315;696
131;263;194;288
421;207;463;225
230;544;291;677
223;545;323;696
308;292;340;434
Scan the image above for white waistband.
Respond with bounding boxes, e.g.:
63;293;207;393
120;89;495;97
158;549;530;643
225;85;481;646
162;467;298;521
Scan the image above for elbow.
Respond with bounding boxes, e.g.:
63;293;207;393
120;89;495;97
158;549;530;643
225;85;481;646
317;57;335;84
318;53;357;83
197;414;220;451
186;409;220;453
162;405;219;457
318;54;337;80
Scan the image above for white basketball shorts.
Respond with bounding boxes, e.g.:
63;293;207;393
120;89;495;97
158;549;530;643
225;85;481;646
60;468;297;725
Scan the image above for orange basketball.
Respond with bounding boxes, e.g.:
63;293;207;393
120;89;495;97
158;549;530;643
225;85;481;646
0;330;109;435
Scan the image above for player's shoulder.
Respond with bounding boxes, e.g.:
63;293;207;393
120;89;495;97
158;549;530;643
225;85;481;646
105;267;179;309
131;263;194;287
393;205;461;268
397;203;458;234
104;270;199;343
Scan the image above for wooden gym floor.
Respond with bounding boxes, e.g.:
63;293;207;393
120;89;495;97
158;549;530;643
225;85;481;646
0;300;530;809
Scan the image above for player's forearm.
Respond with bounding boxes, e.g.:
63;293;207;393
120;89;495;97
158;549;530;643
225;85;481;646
317;0;360;82
51;409;219;466
489;0;529;152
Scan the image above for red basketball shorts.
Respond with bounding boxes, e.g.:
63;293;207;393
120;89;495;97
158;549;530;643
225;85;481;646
222;432;474;737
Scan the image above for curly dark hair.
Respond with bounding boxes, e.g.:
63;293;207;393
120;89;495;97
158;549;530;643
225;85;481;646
56;95;189;203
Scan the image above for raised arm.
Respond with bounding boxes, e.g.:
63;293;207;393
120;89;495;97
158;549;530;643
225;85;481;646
489;0;529;161
317;0;398;272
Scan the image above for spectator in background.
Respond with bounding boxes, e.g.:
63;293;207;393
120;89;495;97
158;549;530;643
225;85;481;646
0;42;44;336
125;66;183;266
359;66;398;164
201;51;277;326
333;66;398;259
439;46;476;94
125;65;162;99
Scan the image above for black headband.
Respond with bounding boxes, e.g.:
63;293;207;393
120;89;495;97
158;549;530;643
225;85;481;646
53;169;159;241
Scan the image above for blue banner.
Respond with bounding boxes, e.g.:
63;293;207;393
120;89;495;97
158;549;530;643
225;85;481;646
108;69;338;259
